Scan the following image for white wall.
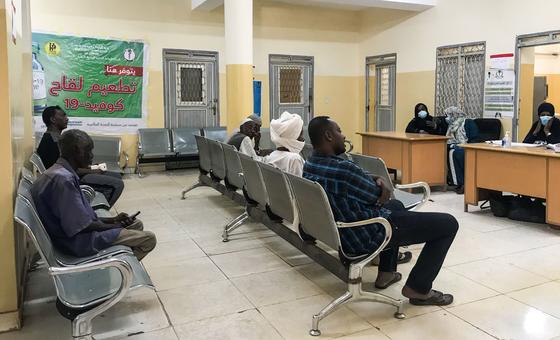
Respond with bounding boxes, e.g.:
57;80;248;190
360;0;560;73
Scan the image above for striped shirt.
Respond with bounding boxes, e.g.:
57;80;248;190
303;153;390;256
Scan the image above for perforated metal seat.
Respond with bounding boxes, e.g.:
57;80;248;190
203;127;227;142
259;127;273;150
181;135;212;199
136;128;174;177
14;180;153;339
171;128;201;156
285;173;404;336
350;153;430;210
90;135;127;173
257;162;295;223
206;139;226;181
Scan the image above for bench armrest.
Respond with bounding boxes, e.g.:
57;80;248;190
49;257;132;308
120;151;129;171
80;185;96;203
336;217;393;280
395;181;430;210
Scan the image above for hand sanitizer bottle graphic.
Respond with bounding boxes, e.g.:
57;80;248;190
32;42;47;113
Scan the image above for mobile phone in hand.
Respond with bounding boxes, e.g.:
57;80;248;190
130;211;141;220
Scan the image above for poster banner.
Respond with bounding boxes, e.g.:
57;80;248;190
31;32;148;133
483;53;515;118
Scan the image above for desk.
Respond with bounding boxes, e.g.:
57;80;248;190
358;132;449;186
463;143;560;226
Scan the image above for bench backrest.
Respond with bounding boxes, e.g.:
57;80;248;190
301;144;313;161
257;162;294;222
285;173;340;251
194;135;211;173
30;152;46;174
222;143;244;190
138;128;171;155
91;135;122;163
350;154;395;194
203;127;227;142
206;138;226;180
14;185;58;267
21;167;35;184
238;153;267;207
259;127;273;150
172;128;201;155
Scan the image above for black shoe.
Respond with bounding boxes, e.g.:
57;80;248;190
455;185;464;195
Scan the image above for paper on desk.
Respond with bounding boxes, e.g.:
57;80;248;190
485;140;542;147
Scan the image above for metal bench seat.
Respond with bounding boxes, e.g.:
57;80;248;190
350;153;429;211
90;135;128;174
202;127;227;142
136;128;175;177
14;180;153;339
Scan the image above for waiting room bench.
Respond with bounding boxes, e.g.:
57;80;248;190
14;179;154;340
90;135;129;174
136;127;227;177
182;136;407;336
28;153;112;213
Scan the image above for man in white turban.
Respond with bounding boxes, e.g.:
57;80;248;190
267;111;305;176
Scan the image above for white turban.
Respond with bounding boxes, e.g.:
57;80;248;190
270;111;305;153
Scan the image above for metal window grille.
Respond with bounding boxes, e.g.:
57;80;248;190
435;42;486;118
176;63;207;106
278;66;303;104
379;67;391;106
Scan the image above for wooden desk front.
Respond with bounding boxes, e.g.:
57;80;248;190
463;143;560;226
358;132;449;186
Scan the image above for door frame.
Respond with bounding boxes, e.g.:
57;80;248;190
513;30;560;140
162;49;220;128
268;54;314;123
365;53;397;132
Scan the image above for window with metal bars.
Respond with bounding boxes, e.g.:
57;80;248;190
435;42;486;118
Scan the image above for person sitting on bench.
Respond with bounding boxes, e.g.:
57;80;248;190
37;106;124;207
267;111;306;176
228;118;268;161
304;116;458;306
31;129;157;260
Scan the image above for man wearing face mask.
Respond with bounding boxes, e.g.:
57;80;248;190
266;111;306;176
405;103;437;134
523;102;560;144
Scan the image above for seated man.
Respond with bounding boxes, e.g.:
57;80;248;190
227;118;267;161
37;106;124;206
267;111;305;176
304;116;458;306
31;129;156;260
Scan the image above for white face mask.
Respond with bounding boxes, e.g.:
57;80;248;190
288;140;305;154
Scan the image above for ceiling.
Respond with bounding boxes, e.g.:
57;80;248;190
192;0;435;12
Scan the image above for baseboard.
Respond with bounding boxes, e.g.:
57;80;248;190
0;310;21;333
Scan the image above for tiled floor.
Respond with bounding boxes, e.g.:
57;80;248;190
5;169;560;340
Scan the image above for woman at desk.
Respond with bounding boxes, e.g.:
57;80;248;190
523;102;560;144
406;103;437;134
445;106;479;195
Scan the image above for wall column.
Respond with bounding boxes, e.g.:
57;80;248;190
224;0;253;133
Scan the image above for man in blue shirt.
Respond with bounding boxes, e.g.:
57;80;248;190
31;129;156;260
304;116;458;306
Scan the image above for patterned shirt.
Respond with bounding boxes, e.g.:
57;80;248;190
31;158;120;257
303;153;390;256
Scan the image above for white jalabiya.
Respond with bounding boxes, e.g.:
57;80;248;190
266;150;304;177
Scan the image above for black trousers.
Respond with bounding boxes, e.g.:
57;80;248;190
379;200;458;294
80;171;124;207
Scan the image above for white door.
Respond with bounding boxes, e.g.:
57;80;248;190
269;54;313;124
163;49;219;128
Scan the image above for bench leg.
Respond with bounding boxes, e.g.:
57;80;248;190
310;291;353;336
136;156;143;178
222;211;249;242
181;182;203;199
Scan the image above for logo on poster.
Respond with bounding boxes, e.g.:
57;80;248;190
44;41;61;56
124;48;135;61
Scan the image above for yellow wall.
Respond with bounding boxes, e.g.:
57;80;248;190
543;74;560;112
0;0;33;331
519;63;536;141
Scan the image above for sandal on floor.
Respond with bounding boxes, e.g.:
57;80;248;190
398;251;413;264
374;272;402;289
409;290;453;306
